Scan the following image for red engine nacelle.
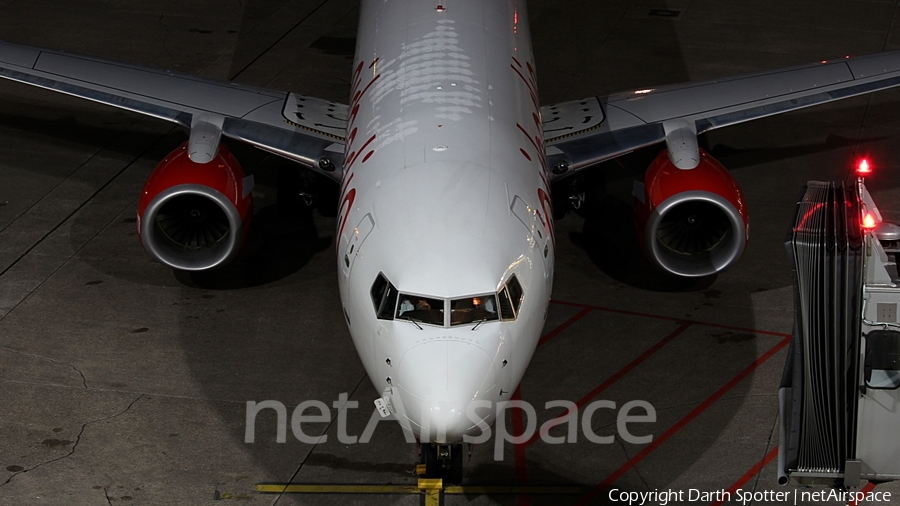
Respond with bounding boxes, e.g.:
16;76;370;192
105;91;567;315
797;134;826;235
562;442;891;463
635;149;748;277
137;142;252;271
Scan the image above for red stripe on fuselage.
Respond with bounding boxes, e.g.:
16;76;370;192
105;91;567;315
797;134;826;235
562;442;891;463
338;188;357;239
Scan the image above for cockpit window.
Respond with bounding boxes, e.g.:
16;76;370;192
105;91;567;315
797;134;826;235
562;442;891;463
498;275;523;321
371;273;398;320
396;295;445;326
371;273;523;326
450;295;499;326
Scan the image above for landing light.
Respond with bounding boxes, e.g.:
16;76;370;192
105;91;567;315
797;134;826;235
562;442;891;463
857;158;872;175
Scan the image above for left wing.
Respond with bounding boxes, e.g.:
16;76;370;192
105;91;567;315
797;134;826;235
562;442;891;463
543;51;900;179
0;40;347;181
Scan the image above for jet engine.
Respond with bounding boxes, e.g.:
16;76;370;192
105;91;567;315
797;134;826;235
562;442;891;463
635;149;748;277
137;142;252;271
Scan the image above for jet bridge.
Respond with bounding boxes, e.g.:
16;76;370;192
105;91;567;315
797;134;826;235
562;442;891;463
779;174;900;487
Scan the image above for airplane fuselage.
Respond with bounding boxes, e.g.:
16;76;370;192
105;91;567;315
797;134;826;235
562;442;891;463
336;0;554;443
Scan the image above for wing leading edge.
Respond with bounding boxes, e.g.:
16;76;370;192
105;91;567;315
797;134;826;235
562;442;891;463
3;40;900;183
543;51;900;179
0;40;347;181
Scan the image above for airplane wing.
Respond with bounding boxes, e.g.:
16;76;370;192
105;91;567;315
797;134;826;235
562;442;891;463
543;51;900;179
0;40;347;181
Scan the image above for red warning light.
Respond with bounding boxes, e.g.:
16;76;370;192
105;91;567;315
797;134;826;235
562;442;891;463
863;212;877;230
857;158;872;175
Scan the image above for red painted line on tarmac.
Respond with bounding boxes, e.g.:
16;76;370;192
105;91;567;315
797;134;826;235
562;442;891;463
574;336;791;506
710;446;779;506
851;482;877;506
550;299;791;338
524;322;692;448
511;387;532;506
538;307;592;347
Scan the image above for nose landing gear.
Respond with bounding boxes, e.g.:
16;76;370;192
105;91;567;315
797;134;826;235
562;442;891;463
421;442;463;485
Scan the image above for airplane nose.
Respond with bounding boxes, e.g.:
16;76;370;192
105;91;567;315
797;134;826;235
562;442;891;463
395;340;497;443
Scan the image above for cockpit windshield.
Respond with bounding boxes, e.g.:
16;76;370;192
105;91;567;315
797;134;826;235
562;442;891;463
450;295;499;326
396;295;445;326
370;273;522;327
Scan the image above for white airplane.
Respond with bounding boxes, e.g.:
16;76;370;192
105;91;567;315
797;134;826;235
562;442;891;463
3;0;900;484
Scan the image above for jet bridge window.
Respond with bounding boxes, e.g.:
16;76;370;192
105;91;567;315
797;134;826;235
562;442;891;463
450;295;499;326
865;330;900;390
497;275;523;321
396;294;445;326
371;273;399;320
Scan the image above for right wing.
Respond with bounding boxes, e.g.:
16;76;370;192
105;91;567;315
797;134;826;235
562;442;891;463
542;51;900;179
0;40;348;181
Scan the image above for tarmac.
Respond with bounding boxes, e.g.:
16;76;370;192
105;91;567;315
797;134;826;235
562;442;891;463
2;0;900;504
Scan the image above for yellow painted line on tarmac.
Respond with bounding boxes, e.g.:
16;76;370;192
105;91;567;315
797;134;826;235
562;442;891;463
256;480;582;502
444;485;582;494
424;487;441;506
418;478;443;490
256;484;420;494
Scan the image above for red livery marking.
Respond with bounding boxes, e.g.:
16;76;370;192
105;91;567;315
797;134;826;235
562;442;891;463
519;148;532;161
340;172;355;200
537;187;555;244
517;123;541;154
350;62;364;96
538;168;550;188
357;74;381;104
352;73;381;107
368;57;379;69
362;150;375;163
511;56;522;68
532;112;540;128
349;103;361;125
516;123;548;173
511;59;537;95
511;65;540;111
346;134;377;171
338;188;357;238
